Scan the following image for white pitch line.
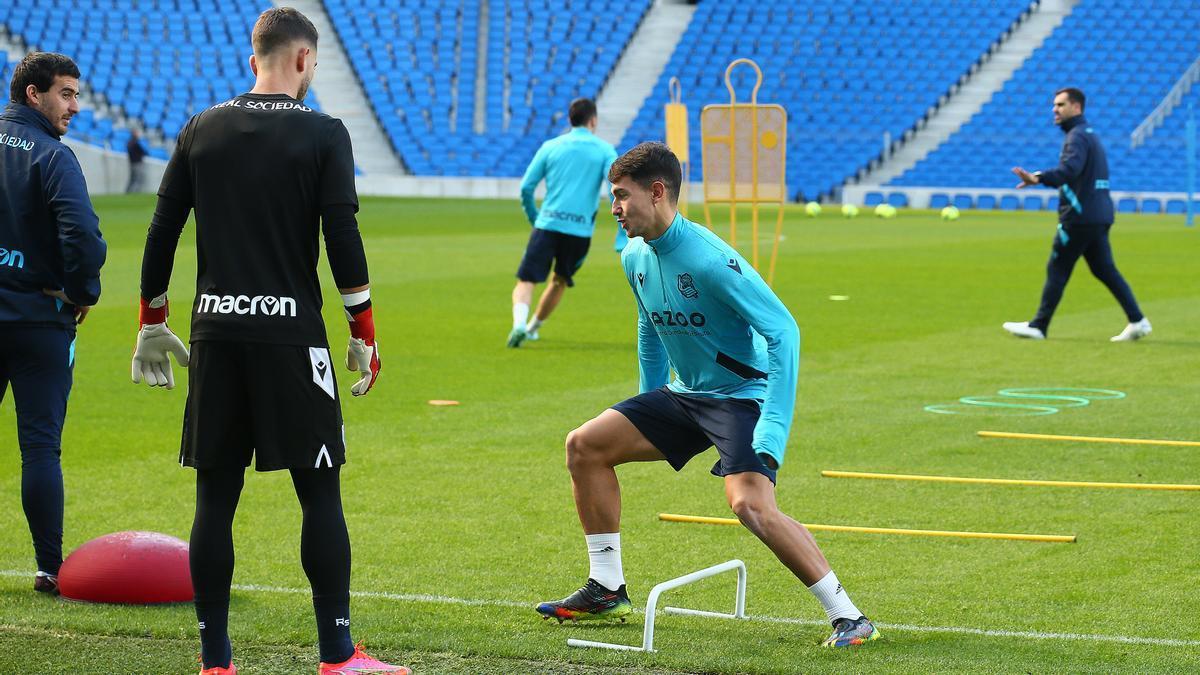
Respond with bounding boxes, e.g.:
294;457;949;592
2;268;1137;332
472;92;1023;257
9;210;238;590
2;570;1197;648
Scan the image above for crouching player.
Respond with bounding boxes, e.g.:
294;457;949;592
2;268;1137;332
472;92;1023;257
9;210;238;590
536;143;878;648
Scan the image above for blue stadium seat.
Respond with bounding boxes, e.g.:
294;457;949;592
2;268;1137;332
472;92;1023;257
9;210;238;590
1047;196;1059;211
929;193;950;208
887;192;909;207
1022;195;1043;210
977;194;997;210
1117;198;1139;213
1;0;277;149
1141;198;1162;214
999;195;1020;210
627;0;1031;198
864;191;885;206
889;0;1199;194
1166;198;1187;214
953;194;974;210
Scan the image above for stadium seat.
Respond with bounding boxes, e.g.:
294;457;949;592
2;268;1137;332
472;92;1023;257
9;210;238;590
889;0;1199;195
626;0;1033;198
977;194;997;210
929;193;950;209
953;194;974;210
1022;195;1044;211
887;192;909;207
1047;196;1059;211
0;1;276;150
864;191;885;206
1166;198;1187;214
1141;198;1162;214
1117;197;1139;213
999;195;1020;210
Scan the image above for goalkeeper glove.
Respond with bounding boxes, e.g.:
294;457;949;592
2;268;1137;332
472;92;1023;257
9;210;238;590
132;292;189;389
345;298;380;396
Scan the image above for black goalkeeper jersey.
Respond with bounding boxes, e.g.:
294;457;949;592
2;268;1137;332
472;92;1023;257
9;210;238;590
157;93;358;346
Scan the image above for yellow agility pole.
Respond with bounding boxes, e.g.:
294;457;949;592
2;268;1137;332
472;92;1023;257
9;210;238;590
700;58;787;284
978;430;1200;448
822;470;1200;492
658;513;1075;544
664;77;689;217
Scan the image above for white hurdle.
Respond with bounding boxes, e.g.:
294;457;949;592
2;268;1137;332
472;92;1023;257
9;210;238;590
567;559;748;653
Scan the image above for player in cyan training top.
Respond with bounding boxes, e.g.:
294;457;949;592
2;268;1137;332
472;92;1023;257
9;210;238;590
130;8;406;675
536;143;879;648
508;97;618;347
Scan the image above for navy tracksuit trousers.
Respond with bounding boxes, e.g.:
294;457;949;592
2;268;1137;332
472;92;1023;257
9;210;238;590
1030;222;1144;335
0;327;74;575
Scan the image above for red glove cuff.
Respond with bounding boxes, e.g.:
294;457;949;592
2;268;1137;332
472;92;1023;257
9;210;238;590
139;295;168;326
348;306;375;343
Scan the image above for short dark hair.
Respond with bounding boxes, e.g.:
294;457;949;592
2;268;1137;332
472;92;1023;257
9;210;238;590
252;7;318;57
1055;87;1086;111
9;52;80;105
608;142;682;203
568;98;597;127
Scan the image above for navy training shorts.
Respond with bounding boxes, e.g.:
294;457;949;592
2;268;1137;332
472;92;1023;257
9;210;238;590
516;227;591;287
611;386;776;484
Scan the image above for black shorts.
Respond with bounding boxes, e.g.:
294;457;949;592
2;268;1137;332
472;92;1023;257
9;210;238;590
516;228;591;287
180;340;346;472
611;386;776;484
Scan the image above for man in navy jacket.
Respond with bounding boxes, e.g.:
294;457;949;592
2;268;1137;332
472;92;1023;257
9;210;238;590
1005;87;1148;342
0;52;107;593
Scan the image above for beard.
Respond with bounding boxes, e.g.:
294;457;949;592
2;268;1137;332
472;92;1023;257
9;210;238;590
296;72;313;101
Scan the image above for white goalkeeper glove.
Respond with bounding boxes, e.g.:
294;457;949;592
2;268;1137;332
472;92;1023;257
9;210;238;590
132;293;189;389
345;299;380;396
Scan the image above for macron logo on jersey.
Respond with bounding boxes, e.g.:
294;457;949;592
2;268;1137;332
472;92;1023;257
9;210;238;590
0;247;25;268
197;293;297;317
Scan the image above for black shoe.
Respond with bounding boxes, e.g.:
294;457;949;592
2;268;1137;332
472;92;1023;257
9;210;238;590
33;572;58;595
536;578;632;623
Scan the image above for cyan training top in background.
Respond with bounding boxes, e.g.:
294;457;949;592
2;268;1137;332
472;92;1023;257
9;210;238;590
520;127;618;239
620;212;800;469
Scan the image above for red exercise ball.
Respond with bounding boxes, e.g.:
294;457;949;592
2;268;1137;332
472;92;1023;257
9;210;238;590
58;531;193;604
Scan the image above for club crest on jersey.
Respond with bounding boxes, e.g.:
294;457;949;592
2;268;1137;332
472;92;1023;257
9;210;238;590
198;293;297;317
726;258;742;275
677;273;698;299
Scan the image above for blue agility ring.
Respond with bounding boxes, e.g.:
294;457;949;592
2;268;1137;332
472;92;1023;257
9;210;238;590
924;388;1126;416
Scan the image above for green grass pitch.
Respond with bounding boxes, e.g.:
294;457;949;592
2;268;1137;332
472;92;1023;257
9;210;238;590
1;195;1199;673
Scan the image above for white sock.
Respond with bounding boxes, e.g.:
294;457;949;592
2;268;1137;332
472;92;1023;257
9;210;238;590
512;303;530;330
526;317;543;334
585;532;624;591
807;570;863;623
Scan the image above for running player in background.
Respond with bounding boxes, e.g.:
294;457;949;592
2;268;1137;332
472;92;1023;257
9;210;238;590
508;97;618;347
131;8;404;674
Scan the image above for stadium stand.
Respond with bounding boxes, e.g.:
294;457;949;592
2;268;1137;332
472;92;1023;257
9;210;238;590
0;0;278;158
620;0;1035;201
326;0;650;176
891;0;1200;198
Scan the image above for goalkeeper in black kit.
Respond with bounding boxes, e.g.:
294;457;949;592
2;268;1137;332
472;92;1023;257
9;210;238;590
131;8;406;675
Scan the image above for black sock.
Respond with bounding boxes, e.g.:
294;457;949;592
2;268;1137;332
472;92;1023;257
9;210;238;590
196;597;233;669
191;468;244;670
313;593;354;663
292;467;355;663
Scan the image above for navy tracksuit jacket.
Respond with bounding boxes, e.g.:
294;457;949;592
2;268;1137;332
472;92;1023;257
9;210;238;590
0;102;106;574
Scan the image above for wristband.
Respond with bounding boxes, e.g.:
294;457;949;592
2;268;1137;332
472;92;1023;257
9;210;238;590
139;292;169;326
